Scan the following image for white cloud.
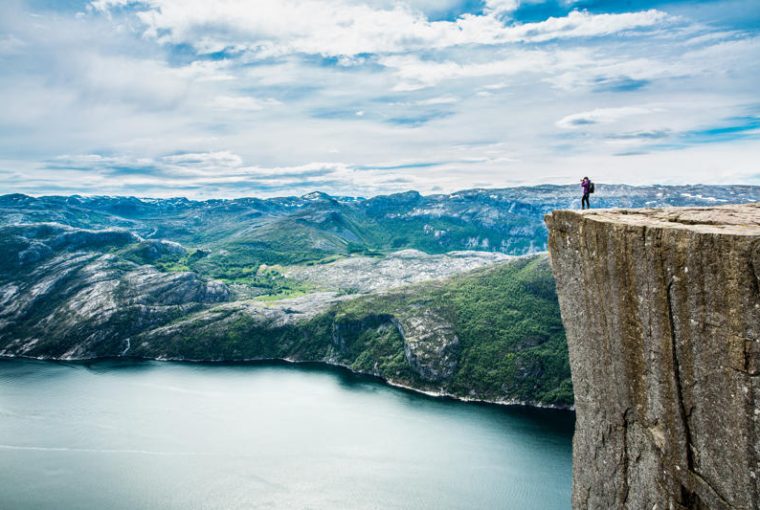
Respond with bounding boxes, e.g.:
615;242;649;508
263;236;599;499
556;106;658;128
416;95;459;105
380;48;600;90
162;151;244;170
381;51;558;91
1;0;758;199
25;139;760;199
484;0;521;17
505;9;669;43
210;95;281;111
89;1;672;57
0;34;25;54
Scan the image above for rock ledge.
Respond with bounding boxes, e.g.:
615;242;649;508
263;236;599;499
546;203;760;510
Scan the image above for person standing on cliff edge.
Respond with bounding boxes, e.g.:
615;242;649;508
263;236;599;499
581;177;591;209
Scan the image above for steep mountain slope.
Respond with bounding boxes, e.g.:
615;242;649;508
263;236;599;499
0;224;229;358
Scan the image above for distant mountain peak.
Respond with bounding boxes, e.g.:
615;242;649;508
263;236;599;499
301;191;333;201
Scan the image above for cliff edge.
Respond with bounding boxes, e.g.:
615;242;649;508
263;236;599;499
546;204;760;509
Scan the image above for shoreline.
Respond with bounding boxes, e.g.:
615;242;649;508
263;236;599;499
0;353;575;413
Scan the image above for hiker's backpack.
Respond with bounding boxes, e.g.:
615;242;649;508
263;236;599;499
589;181;595;194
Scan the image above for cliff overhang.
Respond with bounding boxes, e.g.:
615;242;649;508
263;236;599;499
546;204;760;509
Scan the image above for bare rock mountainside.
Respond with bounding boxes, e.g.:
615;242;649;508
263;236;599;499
546;204;760;509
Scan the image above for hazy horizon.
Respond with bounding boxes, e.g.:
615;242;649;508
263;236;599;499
4;181;759;203
1;0;758;199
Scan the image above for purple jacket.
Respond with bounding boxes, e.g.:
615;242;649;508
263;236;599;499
581;180;590;195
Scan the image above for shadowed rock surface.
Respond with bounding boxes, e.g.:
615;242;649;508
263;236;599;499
546;204;760;509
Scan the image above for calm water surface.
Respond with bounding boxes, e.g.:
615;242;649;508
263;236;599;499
0;359;573;509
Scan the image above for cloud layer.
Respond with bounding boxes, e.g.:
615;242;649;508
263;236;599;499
0;0;758;198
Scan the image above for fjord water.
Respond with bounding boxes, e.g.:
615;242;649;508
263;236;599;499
0;359;573;510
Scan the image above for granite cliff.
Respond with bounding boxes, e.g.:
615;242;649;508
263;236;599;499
546;204;760;509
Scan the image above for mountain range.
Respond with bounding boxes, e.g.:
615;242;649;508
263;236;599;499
2;184;758;408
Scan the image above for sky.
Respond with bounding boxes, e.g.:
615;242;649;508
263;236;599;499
0;0;759;198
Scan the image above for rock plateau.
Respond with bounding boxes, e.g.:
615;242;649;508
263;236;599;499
546;204;760;509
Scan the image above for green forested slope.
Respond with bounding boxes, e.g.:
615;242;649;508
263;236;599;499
331;256;572;405
123;256;572;407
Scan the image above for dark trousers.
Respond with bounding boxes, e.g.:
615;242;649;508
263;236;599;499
582;193;590;209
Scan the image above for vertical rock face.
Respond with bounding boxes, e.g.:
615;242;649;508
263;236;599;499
546;205;760;510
